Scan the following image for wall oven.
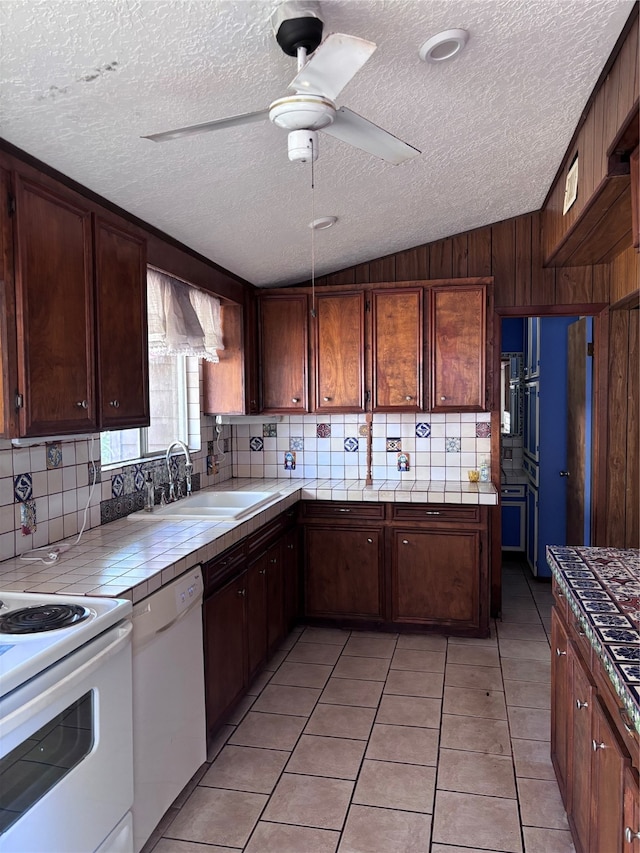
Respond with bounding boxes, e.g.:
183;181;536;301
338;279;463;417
0;591;133;853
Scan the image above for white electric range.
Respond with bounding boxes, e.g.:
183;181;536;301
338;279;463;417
0;589;134;853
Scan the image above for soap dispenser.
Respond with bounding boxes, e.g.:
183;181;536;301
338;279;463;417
479;458;490;482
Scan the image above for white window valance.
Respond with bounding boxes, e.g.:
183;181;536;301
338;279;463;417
147;269;224;362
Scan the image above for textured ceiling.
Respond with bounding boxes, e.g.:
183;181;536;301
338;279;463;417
0;1;634;287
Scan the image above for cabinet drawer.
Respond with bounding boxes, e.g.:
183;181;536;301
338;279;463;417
552;577;569;622
568;611;593;670
204;543;246;594
501;485;526;498
391;504;481;524
301;501;386;521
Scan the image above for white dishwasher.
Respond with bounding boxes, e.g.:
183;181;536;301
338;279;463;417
131;566;206;853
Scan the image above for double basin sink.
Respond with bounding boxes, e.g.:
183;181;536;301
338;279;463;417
130;491;280;522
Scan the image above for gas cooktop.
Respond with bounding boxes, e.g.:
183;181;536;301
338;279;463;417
0;590;131;698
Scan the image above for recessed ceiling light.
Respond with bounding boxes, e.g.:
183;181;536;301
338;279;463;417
308;216;338;230
419;29;469;63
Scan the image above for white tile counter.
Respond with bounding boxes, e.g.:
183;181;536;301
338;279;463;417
0;478;498;602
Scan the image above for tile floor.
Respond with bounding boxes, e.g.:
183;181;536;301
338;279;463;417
143;559;575;853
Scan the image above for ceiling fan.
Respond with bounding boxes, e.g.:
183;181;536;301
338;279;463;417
143;0;420;165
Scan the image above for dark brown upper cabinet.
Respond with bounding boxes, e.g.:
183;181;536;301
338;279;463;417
371;288;423;412
14;174;97;436
429;283;487;412
312;291;366;413
259;293;308;413
94;215;149;430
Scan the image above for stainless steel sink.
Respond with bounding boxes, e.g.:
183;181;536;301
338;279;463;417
128;491;280;522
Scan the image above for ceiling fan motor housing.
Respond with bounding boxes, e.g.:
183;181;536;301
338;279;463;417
271;0;324;56
269;94;335;131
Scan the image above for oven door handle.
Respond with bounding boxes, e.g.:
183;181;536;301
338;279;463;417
0;621;132;743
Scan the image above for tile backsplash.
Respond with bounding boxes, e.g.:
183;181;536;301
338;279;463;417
0;409;491;562
232;412;491;482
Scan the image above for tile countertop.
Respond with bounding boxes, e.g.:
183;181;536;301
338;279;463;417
546;544;640;736
0;478;497;603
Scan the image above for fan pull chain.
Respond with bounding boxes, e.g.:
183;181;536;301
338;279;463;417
310;137;316;319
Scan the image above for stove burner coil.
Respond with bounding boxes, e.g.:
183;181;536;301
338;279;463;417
0;603;90;634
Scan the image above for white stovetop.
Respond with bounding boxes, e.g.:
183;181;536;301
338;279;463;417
0;478;497;604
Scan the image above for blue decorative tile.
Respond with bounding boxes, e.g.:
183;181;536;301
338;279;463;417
20;498;36;535
397;452;410;472
122;466;135;495
111;473;124;498
344;437;359;453
446;437;461;453
290;436;304;451
263;423;277;437
134;465;145;492
250;436;264;452
88;461;101;484
14;472;33;503
46;442;62;469
386;438;402;452
415;422;431;438
284;451;296;471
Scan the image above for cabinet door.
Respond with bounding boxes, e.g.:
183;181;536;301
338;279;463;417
203;572;247;734
265;540;285;654
260;294;308;412
371;289;423;411
623;768;640;852
282;527;300;632
523;381;540;461
313;291;365;412
246;557;268;679
526;485;538;576
14;174;96;435
591;697;629;853
429;284;486;411
551;608;570;802
524;317;540;380
568;643;594;853
391;528;481;629
305;526;383;619
94;215;149;429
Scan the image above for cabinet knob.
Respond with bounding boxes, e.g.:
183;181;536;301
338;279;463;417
292;397;299;404
556;648;567;656
559;471;570;477
625;828;640;843
405;395;413;401
576;699;588;710
270;558;277;564
366;538;373;543
592;739;606;751
259;569;266;575
440;396;446;401
109;399;120;408
76;400;89;409
237;588;246;597
323;396;331;402
402;539;409;545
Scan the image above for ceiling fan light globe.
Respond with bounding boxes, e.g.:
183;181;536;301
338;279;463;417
288;129;319;162
269;94;335;131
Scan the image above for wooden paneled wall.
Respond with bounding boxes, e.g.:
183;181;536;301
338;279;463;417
307;210;639;310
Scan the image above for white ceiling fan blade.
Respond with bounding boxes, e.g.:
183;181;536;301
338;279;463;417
322;107;421;165
142;109;269;143
288;33;377;102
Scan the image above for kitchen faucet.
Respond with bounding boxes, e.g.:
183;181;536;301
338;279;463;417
165;440;193;502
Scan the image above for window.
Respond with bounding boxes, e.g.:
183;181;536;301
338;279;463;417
100;269;223;467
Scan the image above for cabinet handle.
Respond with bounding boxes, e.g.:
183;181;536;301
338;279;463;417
336;508;351;513
402;539;409;545
619;707;635;735
405;395;413;401
576;699;588;710
625;828;640;843
237;588;246;597
425;511;441;516
292;398;299;404
270;558;277;564
556;648;567;656
366;538;373;543
323;396;331;402
592;740;606;751
76;400;89;409
109;399;120;408
258;569;266;575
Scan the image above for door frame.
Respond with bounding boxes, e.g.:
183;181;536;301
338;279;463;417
490;302;607;617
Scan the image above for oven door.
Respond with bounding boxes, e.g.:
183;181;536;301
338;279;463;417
0;621;133;853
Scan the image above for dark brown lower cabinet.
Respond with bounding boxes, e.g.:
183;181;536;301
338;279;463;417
301;501;489;636
202;510;300;738
203;571;247;735
551;586;640;853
